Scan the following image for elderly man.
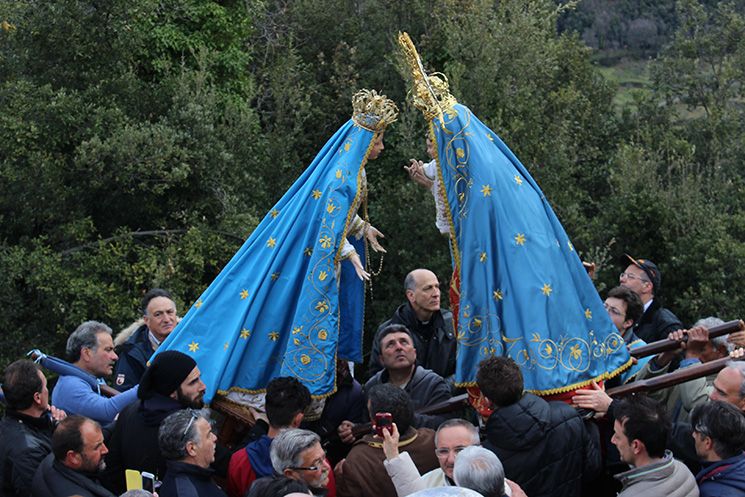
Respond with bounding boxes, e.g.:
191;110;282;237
158;408;226;497
453;446;510;497
611;396;698;497
52;321;139;424
102;350;220;494
382;419;517;496
619;255;682;343
336;384;439;497
0;360;66;497
114;288;179;391
270;429;335;496
368;269;455;379
690;401;745;496
32;415;115;497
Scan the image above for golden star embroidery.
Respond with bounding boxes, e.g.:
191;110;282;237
240;328;250;339
318;271;328;281
479;252;487;263
304;247;313;256
315;300;329;313
319;235;332;249
188;341;199;352
270;209;279;218
268;331;279;341
335;169;342;179
194;299;203;309
456;148;465;159
318;329;328;340
515;233;526;245
584;308;592;319
301;354;311;365
542;283;553;296
312;190;322;200
568;241;574;251
271;272;280;280
267;237;276;248
514;175;523;186
570;344;583;360
481;185;492;197
493;289;503;301
344;142;351;152
327;202;337;214
240;289;249;300
292;326;303;334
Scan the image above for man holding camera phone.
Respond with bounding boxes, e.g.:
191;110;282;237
335;384;439;497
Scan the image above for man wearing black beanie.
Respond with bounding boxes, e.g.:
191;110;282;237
101;351;229;494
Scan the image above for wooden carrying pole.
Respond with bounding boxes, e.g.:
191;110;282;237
630;319;744;359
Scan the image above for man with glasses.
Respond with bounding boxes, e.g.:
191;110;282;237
619;254;682;343
381;419;520;496
269;429;335;496
158;408;225;497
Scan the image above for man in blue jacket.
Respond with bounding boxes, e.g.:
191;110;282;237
691;400;745;497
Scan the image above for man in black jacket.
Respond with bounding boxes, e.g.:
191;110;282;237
113;288;179;392
102;350;230;494
477;356;601;497
619;255;682;343
32;415;115;497
0;360;65;497
367;269;456;380
158;408;227;497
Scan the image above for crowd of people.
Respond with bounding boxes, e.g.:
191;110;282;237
2;258;745;497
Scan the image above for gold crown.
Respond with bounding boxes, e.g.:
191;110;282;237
351;89;399;132
398;32;458;122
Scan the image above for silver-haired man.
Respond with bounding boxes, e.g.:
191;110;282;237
269;428;334;496
157;408;225;497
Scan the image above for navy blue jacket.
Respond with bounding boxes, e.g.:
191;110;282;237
696;452;745;497
113;324;154;392
159;461;227;497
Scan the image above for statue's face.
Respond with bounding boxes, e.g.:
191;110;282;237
368;132;385;161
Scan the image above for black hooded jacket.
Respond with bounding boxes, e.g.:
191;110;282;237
483;393;601;497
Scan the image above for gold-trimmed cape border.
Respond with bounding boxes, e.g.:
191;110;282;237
454;356;634;396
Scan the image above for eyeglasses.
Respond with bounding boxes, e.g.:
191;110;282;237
182;411;199;437
288;453;327;472
604;303;625;318
619;272;650;284
435;445;474;458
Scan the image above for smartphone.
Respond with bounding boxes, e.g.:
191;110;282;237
374;412;392;437
141;471;156;493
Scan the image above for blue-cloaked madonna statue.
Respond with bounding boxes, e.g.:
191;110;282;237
399;33;631;395
154;90;398;402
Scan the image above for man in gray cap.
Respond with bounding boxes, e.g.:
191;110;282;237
101;350;229;494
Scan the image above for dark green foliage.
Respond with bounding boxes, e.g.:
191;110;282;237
1;0;744;376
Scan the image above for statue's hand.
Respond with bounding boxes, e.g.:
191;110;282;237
365;225;386;253
350;251;370;281
404;159;433;189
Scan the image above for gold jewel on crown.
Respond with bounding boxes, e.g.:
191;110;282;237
352;89;399;132
398;32;458;122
